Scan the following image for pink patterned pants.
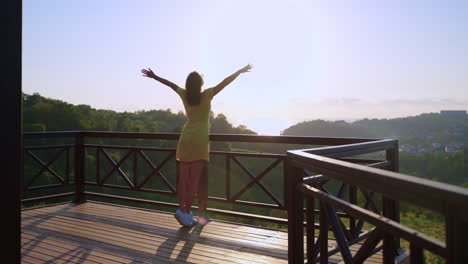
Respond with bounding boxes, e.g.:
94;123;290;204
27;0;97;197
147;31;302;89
177;160;208;213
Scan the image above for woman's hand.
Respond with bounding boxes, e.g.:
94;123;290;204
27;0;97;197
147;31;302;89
213;64;253;96
238;64;253;74
141;68;157;79
141;68;179;91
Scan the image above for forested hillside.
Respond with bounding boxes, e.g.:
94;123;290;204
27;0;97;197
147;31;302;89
281;116;468;186
282;113;468;146
23;93;256;135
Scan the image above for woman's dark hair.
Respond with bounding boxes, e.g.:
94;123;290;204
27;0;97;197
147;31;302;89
185;71;203;105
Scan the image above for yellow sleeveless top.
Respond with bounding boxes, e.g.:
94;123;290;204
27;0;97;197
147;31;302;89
176;87;215;162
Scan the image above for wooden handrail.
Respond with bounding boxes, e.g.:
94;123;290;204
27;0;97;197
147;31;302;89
287;150;468;218
286;142;468;263
23;131;81;138
23;131;379;145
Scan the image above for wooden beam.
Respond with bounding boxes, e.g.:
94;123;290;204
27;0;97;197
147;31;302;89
298;184;447;257
350;228;383;264
289;150;468;219
24;131;378;145
446;212;468;264
73;134;85;203
319;201;329;264
285;159;304;263
2;1;22;261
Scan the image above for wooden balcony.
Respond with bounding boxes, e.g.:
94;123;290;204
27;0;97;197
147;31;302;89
22;201;392;264
21;132;468;263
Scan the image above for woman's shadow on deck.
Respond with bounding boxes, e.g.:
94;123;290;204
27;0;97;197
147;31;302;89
156;223;206;262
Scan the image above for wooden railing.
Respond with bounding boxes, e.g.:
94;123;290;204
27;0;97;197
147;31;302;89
286;140;468;263
22;131;375;224
21;131;468;263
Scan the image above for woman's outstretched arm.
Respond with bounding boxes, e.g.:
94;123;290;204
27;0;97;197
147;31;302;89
213;64;252;96
141;68;179;92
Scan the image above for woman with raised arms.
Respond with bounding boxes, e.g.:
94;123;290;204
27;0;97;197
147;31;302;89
141;64;252;226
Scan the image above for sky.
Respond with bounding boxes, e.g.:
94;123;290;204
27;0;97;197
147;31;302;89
23;0;468;135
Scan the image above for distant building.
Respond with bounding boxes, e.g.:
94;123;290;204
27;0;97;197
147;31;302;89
445;145;457;152
440;110;467;117
410;147;420;153
432;143;442;148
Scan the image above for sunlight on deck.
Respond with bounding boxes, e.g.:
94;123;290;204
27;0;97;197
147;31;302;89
21;201;383;263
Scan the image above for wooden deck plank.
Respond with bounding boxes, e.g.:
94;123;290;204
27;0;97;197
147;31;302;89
24;201;282;239
84;201;289;238
23;202;288;246
84;201;288;238
21;202;386;264
22;214;285;263
20;255;44;264
22;223;250;264
21;248;101;264
23;203;286;253
22;240;118;264
22;208;288;253
22;232;143;264
22;229;174;264
22;215;286;263
21;210;287;262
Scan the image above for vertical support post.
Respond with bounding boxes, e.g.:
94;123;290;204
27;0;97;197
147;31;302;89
382;196;396;264
73;133;85;203
349;185;357;238
65;147;70;184
386;146;401;250
20;149;24;200
133;150;138;189
306;197;315;263
319;201;329;264
409;243;424;264
3;0;22;261
446;212;468;264
285;157;304;264
226;154;231;201
96;147;100;185
386;143;400;172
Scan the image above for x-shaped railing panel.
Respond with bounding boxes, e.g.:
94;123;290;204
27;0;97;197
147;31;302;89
99;148;134;188
229;155;284;208
304;170;382;263
137;150;175;192
24;148;67;190
305;173;385;263
96;147;176;193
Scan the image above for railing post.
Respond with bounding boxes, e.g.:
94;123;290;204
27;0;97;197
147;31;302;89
96;146;100;185
133;150;138;189
226;154;231;201
319;201;329;264
382;197;396;263
73;132;85;203
285;157;304;264
383;144;401;263
306;197;315;263
349;185;357;238
446;211;468;264
385;145;400;250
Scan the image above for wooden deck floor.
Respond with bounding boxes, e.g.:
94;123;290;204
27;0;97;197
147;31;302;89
21;201;385;264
